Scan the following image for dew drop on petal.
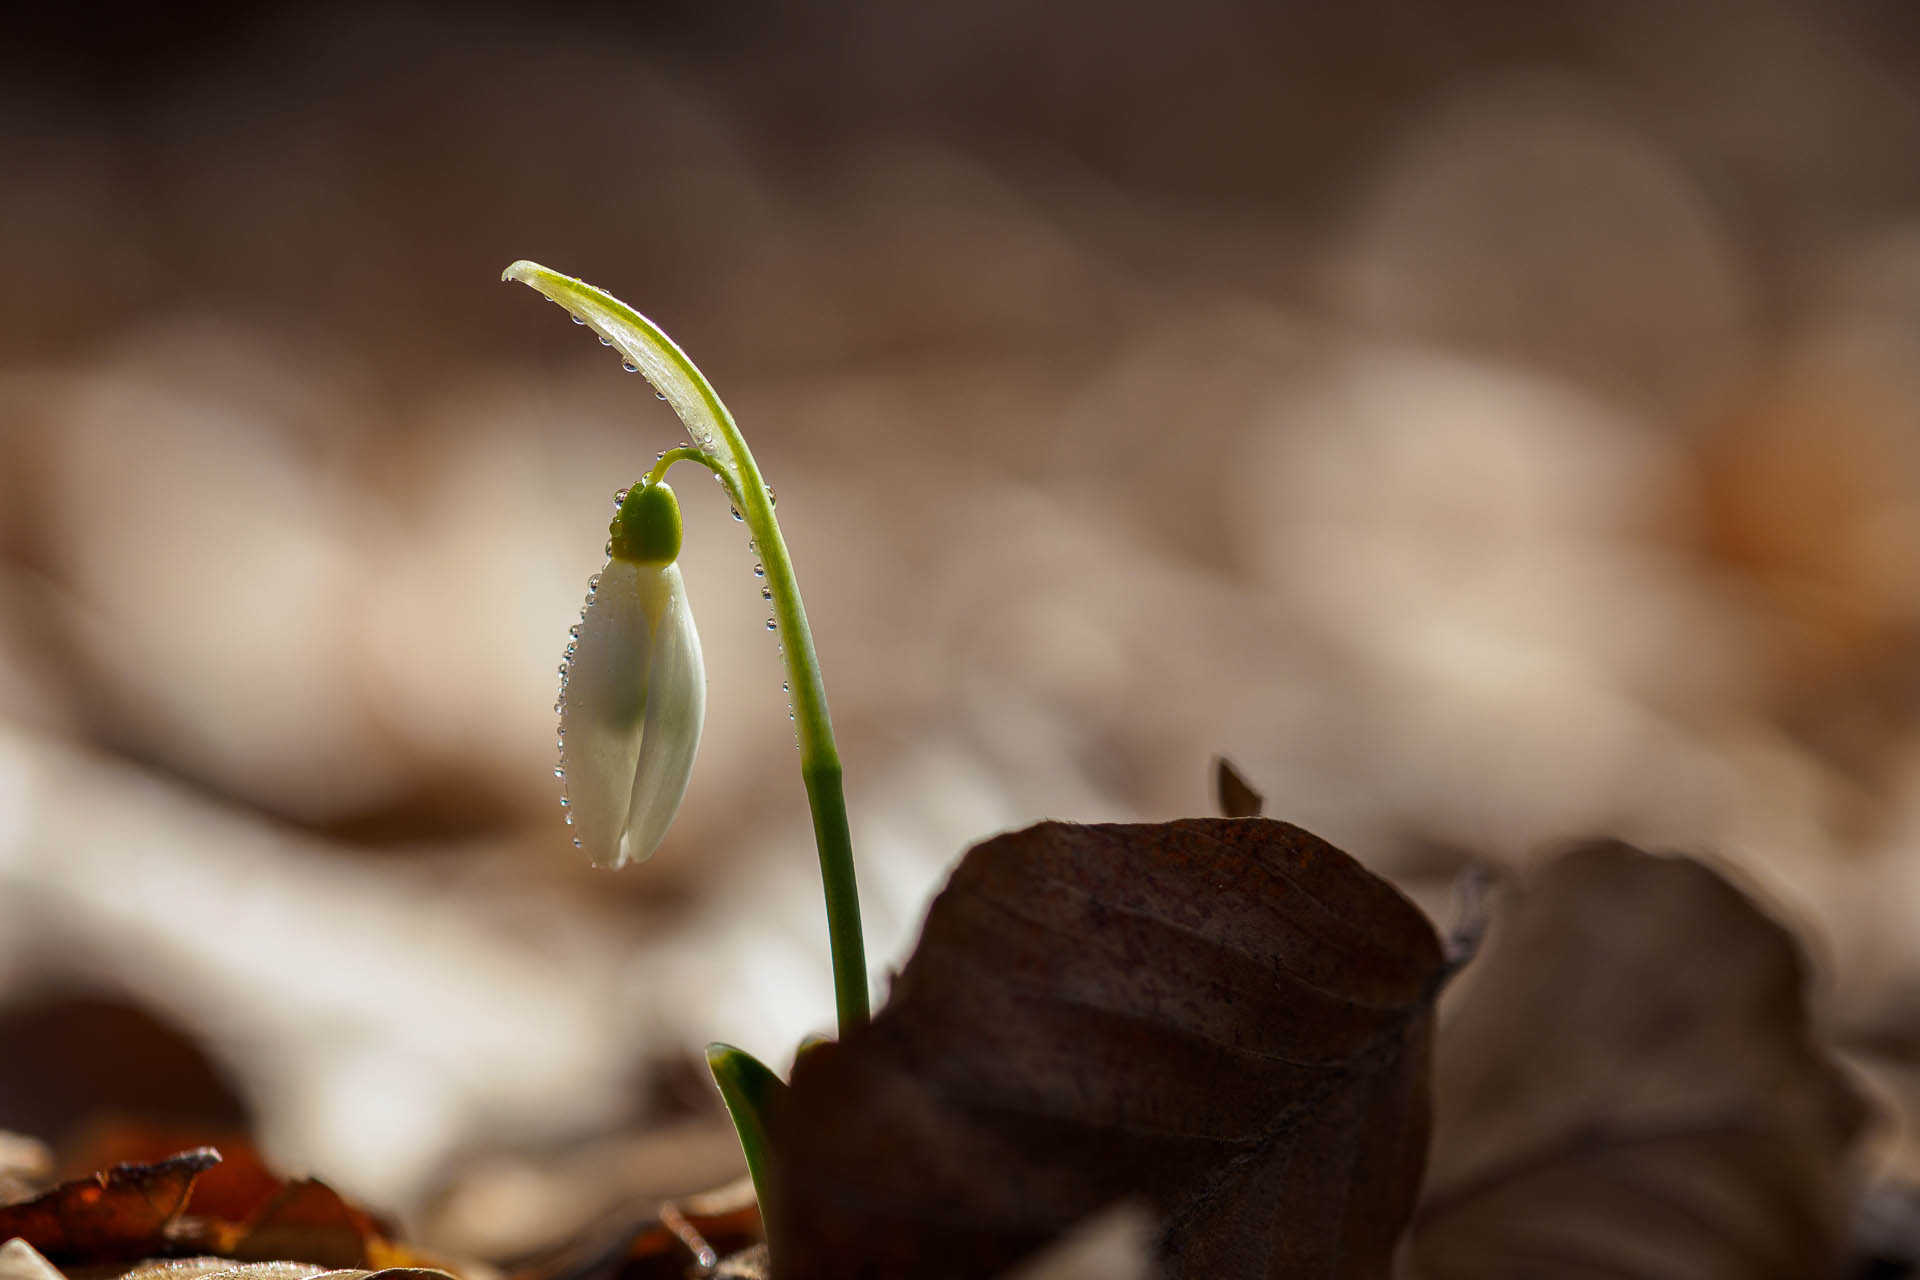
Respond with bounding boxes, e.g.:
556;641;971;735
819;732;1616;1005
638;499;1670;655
553;766;566;779
766;485;778;506
572;836;584;847
752;563;765;577
571;314;586;324
599;335;611;346
761;587;773;600
766;618;778;631
730;506;743;522
655;390;668;400
588;573;601;589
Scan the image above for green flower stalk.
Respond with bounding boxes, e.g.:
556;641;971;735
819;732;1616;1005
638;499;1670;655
506;265;870;1189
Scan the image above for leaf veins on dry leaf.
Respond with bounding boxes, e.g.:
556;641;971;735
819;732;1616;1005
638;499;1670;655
757;816;1864;1280
766;817;1447;1279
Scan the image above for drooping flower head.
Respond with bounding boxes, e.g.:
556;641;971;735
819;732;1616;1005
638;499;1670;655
557;481;706;868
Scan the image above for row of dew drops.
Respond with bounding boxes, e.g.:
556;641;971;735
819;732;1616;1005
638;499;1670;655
558;304;721;450
701;465;797;735
551;465;795;847
550;296;795;853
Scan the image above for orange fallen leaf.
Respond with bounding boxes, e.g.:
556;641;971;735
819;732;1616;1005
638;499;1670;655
0;1148;219;1263
58;1121;281;1226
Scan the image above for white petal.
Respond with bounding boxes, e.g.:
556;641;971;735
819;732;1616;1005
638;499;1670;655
559;560;670;868
618;563;705;866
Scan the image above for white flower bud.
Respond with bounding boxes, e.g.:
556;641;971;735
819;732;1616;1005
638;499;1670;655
557;484;705;868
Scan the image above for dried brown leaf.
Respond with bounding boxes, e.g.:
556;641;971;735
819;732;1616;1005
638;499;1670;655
57;1124;280;1227
212;1179;445;1275
218;1179;386;1270
1410;841;1866;1279
506;1178;761;1280
0;1149;218;1263
1214;759;1264;819
768;818;1446;1279
2;1140;455;1280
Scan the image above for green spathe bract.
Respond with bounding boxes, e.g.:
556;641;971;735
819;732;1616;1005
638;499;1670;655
506;260;870;1245
707;1041;787;1239
610;479;684;565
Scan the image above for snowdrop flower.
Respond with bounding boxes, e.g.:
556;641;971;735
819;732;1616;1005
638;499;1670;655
557;480;706;868
511;260;869;1235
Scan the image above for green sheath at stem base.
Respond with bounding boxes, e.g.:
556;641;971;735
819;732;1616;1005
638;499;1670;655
707;1042;785;1249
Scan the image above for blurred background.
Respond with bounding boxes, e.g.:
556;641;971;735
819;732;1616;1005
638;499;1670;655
4;0;1920;1257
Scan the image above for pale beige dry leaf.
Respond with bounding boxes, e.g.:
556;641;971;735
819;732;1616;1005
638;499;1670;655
0;1240;64;1280
115;1262;324;1280
0;1134;53;1206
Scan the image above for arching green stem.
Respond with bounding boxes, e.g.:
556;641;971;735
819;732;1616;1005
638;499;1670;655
504;260;871;1034
647;445;724;488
